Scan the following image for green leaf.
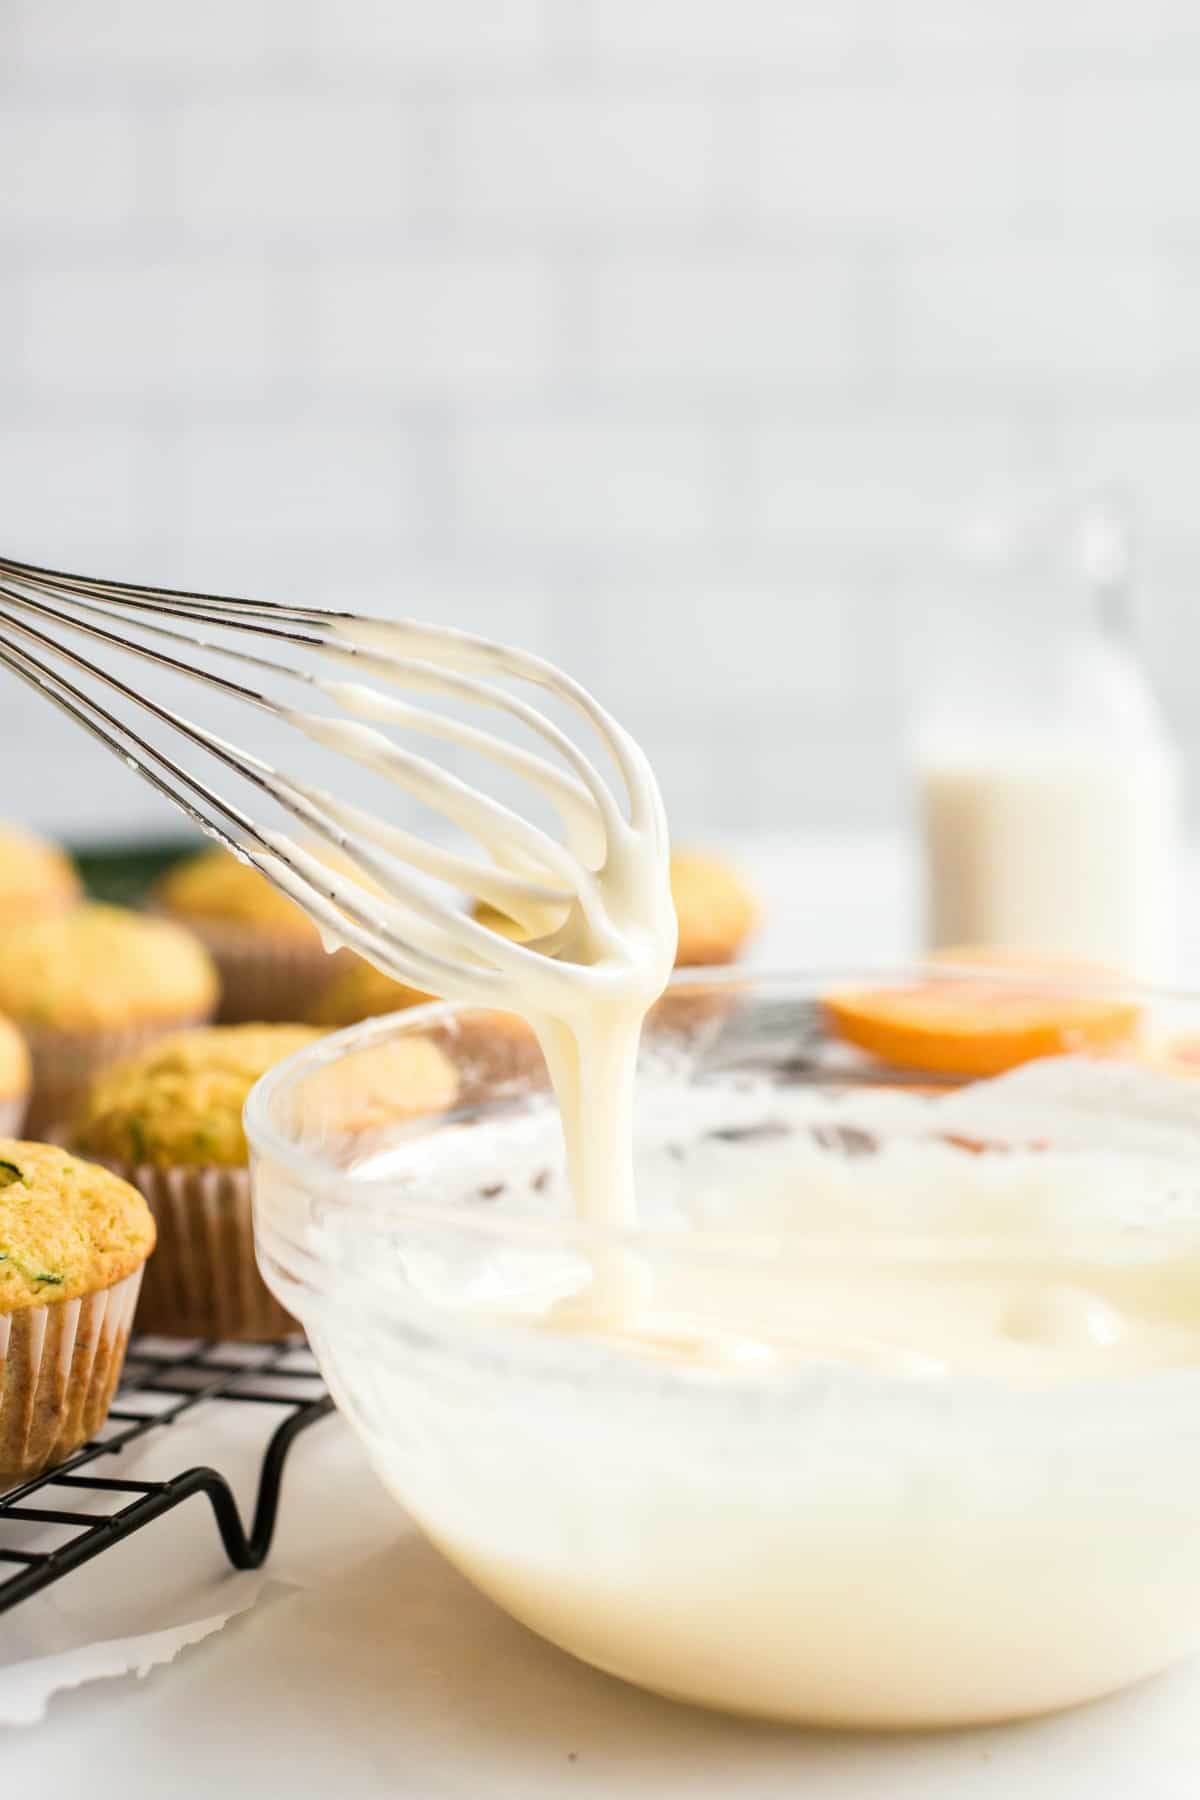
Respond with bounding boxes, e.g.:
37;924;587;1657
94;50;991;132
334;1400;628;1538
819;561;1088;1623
34;1272;63;1287
0;1161;25;1189
71;838;199;907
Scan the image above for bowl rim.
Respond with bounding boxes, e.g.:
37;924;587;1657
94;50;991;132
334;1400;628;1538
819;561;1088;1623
244;960;1200;1249
244;964;1200;1419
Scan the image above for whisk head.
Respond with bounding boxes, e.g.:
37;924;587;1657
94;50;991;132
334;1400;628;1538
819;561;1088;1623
0;555;676;1009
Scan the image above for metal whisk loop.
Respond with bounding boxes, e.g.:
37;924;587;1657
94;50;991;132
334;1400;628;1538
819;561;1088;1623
0;554;673;1007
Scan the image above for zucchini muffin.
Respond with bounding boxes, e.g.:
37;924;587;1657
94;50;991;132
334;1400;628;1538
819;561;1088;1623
73;1024;320;1340
0;904;218;1133
154;845;353;1023
72;1024;460;1339
0;1017;31;1137
0;1141;154;1484
0;824;81;928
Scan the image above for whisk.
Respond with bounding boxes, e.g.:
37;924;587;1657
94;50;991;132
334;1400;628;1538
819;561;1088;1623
0;555;675;1010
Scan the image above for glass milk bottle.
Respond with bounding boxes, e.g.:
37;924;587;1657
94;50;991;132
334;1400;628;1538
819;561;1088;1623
914;498;1181;980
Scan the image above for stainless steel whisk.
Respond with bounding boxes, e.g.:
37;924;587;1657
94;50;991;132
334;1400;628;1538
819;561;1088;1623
0;555;673;1007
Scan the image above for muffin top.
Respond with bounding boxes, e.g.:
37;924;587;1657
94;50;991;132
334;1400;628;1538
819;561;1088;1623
308;959;433;1028
156;845;340;943
0;824;81;926
293;1035;461;1137
0;1140;155;1312
73;1024;323;1167
668;850;758;967
0;1017;30;1100
0;903;218;1031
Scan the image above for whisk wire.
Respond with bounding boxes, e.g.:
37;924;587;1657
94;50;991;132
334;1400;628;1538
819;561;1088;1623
0;554;671;1004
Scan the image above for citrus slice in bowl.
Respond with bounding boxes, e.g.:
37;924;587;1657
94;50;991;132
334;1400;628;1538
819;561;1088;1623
823;950;1142;1079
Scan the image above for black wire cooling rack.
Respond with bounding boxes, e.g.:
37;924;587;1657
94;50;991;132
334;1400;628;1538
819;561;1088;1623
0;1336;333;1615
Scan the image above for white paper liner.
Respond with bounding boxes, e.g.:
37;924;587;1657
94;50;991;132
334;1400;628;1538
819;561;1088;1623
157;913;347;1024
0;1265;144;1485
23;1013;212;1137
122;1162;298;1341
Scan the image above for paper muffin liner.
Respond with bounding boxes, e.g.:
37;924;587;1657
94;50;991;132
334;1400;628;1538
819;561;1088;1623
0;1093;29;1138
156;914;347;1025
23;1014;211;1139
0;1266;144;1487
117;1163;298;1341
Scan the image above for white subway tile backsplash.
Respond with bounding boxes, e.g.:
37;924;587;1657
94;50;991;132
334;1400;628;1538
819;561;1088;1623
571;0;866;63
0;426;145;558
314;256;555;392
1055;409;1200;546
892;0;1179;53
558;571;863;711
2;0;1199;841
15;0;287;71
1062;83;1200;222
166;424;427;545
570;254;862;389
454;414;717;549
18;261;277;397
0;104;140;232
893;249;1166;385
0;735;183;844
747;413;1056;547
1160;252;1200;377
755;88;1051;230
613;727;727;837
169;98;425;232
453;92;716;229
311;0;547;66
739;721;907;833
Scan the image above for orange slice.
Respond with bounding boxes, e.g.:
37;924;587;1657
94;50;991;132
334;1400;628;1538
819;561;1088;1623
824;952;1140;1079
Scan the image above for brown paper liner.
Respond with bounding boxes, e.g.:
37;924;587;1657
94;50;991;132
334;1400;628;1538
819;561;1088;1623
158;915;348;1025
23;1013;212;1138
119;1163;297;1341
0;1267;143;1487
0;1093;28;1138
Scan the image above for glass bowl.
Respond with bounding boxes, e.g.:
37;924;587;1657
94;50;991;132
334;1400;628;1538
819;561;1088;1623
246;968;1200;1730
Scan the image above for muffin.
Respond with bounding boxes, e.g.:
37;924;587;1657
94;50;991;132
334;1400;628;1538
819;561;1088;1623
0;1141;154;1485
72;1024;460;1339
0;904;218;1133
0;1017;31;1136
0;824;81;928
308;958;433;1029
154;845;354;1023
309;960;540;1104
289;1029;462;1139
72;1024;319;1340
668;850;758;966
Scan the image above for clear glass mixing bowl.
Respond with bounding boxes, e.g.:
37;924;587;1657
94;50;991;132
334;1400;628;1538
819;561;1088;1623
246;968;1200;1729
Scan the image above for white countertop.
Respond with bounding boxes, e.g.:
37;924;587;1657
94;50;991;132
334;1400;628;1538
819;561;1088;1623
7;836;1200;1798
